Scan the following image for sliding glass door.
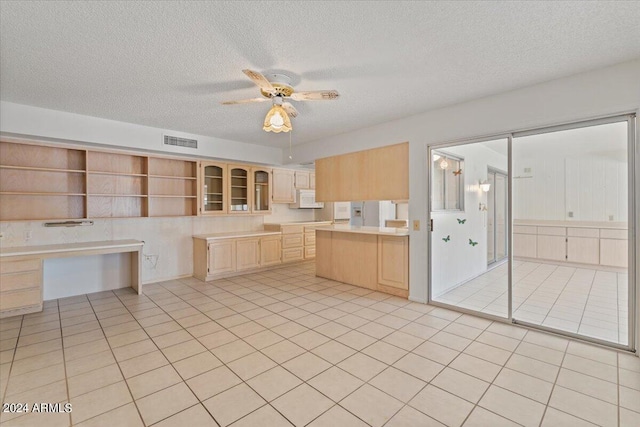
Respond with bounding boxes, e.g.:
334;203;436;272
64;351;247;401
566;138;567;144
428;114;636;351
429;138;510;319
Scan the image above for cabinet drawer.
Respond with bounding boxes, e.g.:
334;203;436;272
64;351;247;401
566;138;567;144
567;228;599;238
304;247;316;259
0;288;41;311
304;233;316;246
513;226;537;235
281;225;304;234
537;226;566;236
282;233;304;249
282;247;304;262
0;271;42;293
0;258;41;275
599;229;627;240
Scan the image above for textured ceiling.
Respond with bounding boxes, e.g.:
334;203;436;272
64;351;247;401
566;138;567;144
1;1;640;148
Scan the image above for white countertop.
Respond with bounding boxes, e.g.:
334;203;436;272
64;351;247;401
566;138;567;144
1;239;143;257
264;221;332;226
315;225;410;236
193;231;282;240
514;220;627;229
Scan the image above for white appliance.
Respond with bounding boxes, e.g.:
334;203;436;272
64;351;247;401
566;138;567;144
350;201;396;227
290;190;324;209
333;202;351;220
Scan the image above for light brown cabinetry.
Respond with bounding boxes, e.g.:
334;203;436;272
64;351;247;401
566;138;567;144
316;228;409;297
1;140;200;220
193;233;283;281
309;173;316;189
295;171;310;189
315;142;409;202
599;229;628;268
236;238;260;271
252;168;272;214
207;240;236;276
200;162;228;215
0;258;43;318
228;165;252;213
272;168;296;203
264;222;332;263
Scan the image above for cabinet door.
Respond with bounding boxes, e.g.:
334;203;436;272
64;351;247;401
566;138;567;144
309;172;316;189
377;236;408;290
200;162;227;215
272;169;295;203
536;235;566;261
208;241;236;276
260;235;281;266
513;234;537;258
252;168;272;214
228;165;252;213
600;238;628;268
236;238;260;271
567;237;599;264
295;171;310;189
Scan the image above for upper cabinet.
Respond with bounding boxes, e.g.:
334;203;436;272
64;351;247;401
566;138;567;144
294;171;310;189
228;164;252;213
199;161;227;215
252;167;272;214
315;142;409;202
309;172;316;189
272;168;296;203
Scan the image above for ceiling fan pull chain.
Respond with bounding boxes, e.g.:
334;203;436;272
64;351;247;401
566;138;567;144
289;129;293;160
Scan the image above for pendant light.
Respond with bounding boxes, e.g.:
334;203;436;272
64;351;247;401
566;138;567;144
263;98;292;133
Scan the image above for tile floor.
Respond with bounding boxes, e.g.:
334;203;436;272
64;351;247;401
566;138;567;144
436;260;629;345
0;261;638;426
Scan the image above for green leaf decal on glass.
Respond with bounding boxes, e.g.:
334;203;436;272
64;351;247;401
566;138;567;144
468;238;478;246
457;218;466;224
442;235;450;242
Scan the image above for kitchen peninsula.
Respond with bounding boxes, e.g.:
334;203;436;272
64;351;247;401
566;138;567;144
315;225;409;298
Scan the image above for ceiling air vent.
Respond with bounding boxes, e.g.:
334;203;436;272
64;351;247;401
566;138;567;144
163;135;198;149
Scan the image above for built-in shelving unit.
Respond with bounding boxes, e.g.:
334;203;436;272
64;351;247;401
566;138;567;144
0;141;87;220
1;140;281;221
148;158;197;217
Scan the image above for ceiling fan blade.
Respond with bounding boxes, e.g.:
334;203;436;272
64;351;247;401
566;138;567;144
282;102;299;118
242;69;275;94
221;97;270;105
290;90;339;101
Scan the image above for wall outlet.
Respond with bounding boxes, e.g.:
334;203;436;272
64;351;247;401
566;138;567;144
567;211;574;218
413;220;420;231
24;230;32;241
609;215;614;221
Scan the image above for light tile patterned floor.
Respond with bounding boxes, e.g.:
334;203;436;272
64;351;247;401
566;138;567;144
437;260;629;345
0;262;638;426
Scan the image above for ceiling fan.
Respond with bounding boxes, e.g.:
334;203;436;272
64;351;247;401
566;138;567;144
221;69;340;133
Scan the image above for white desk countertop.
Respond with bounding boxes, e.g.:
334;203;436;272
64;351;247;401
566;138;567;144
0;239;144;258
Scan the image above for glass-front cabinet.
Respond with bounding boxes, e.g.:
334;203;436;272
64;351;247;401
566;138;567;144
252;167;272;214
228;164;252;213
200;162;227;215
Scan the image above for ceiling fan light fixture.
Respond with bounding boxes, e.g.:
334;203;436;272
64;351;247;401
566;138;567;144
263;105;292;133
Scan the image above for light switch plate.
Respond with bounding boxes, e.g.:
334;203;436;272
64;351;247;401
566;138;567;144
413;220;420;231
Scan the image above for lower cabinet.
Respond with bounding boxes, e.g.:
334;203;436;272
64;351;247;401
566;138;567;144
194;234;282;281
0;258;43;318
567;237;599;264
207;240;236;276
236;238;260;271
536;235;567;261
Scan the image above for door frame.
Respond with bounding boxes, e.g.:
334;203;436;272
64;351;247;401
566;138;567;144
427;134;514;322
486;167;509;266
426;113;637;352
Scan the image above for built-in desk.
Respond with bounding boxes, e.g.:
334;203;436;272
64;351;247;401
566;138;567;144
0;240;143;318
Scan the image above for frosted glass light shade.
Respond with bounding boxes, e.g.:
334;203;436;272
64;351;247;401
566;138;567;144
263;105;292;133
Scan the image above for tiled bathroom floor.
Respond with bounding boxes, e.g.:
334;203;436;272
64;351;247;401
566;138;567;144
0;262;638;426
436;260;629;345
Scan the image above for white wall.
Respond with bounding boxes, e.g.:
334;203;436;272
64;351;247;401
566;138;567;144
513;156;628;222
0;101;283;165
285;58;640;335
431;144;507;296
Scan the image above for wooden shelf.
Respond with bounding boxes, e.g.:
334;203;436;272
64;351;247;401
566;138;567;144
0;165;86;174
87;171;147;177
0;192;86;196
149;195;197;199
204;175;223;179
231;185;247;189
88;193;147;198
149;174;197;180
